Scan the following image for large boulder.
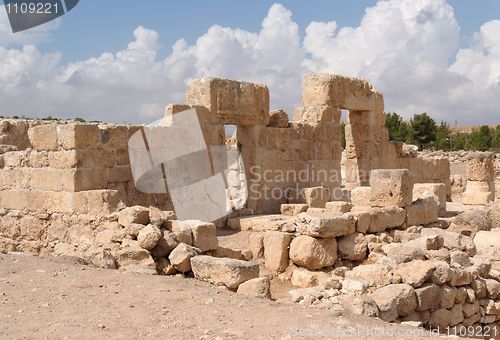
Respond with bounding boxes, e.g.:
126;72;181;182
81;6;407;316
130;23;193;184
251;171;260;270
289;235;337;270
190;255;259;289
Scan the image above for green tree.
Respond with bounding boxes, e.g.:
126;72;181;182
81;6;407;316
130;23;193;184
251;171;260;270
411;113;437;150
468;125;493;151
435;121;451;151
493;125;500;150
385;112;412;143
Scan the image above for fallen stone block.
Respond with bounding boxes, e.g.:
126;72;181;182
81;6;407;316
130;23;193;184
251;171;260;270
370;283;417;318
325;201;353;213
413;183;447;214
168;243;201;273
190;255;259;289
415;283;440;311
406;197;439;226
339;295;379;317
118;206;150;227
396;260;436;288
227;215;294;232
290;267;334;288
137;225;162;250
289;235;336;270
237;277;271;299
263;231;293;273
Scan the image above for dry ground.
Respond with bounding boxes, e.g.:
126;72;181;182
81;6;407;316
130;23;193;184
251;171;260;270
0;253;460;340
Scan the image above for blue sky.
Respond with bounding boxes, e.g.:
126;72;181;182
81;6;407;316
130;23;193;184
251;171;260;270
1;0;499;125
36;0;500;64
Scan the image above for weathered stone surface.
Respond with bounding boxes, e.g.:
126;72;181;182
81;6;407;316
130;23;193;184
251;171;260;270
290;267;340;289
148;207;176;227
267;109;289;128
396;260;436;288
368;207;406;233
189;221;218;252
449;250;471;268
345;210;371;234
386;245;425;264
421;228;476;256
466;152;495;182
137;225;162;250
118;206;150;227
303;187;329;208
263;231;292;273
449;268;474;286
370;169;414;208
190;255;259;289
237;277;271;299
186;78;270;126
112;243;156;273
289;235;337;270
325;201;353;213
406;235;444;251
440;284;456;309
406;197;439;226
415;283;440;312
168;243;201;273
280;204;308;216
413;183;447;214
337;232;367;261
429;260;452;285
345;263;397;287
247;232;264;259
227;215;293;232
474;230;500;258
342;278;369;295
294;212;355;238
371;283;417;317
149;231;178;258
484;279;500;299
155;257;177;275
339;295;379;317
449;209;491;237
168;220;194;245
350;187;372;207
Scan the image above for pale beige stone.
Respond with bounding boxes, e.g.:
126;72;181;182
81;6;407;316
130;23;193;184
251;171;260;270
247;232;264;259
294;212;355;238
280;204;308;216
168;243;201;273
303;186;329;208
369;169;414;208
190;255;259;289
415;283;440;311
325;201;353;213
118;206;150;227
370;283;417;318
413;183;447;214
337;232;368;261
237;277;271;298
137;225;162;250
396;260;436;288
267;109;289;128
368;206;406;233
263;231;292;273
289;235;337;270
350;186;372;207
406;197;439;226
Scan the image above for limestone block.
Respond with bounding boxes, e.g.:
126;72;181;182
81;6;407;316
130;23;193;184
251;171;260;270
267;109;289;128
413;183;447;214
344;263;396;287
337;232;368;261
466;152;494;182
280;204;308;216
289;235;337;270
26;191;75;213
247;232;264;259
370;169;414;208
302;74;384;112
303;186;329;208
0;189;27;210
325;201;353;213
99;125;129;150
137;225;162;250
57;124;101;150
349;173;373;195
237;277;271;299
368;206;406;233
293;106;340;124
294;212;355;238
406;197;439;226
190;255;259;289
118;206;150;227
290;267;334;288
463;181;495;205
370;283;417;318
345;210;371;234
168;243;201;273
186;78;269;126
396;260;436;288
188;221;218;252
263;231;292;273
28;124;58;151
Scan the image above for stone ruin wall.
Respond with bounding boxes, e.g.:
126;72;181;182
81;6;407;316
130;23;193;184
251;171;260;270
0;74;451;220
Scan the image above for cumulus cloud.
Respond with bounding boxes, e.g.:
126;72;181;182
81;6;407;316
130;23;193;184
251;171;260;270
0;1;498;124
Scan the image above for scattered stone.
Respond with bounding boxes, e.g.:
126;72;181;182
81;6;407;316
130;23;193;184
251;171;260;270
370;283;417;318
263;231;292;273
168;243;201;273
118;206;150;227
337;233;368;261
237;277;271;299
190;255;259;289
289;235;337;270
137;225;162;250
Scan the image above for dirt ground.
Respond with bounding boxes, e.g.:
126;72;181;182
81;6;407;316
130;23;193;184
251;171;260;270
0;253;461;340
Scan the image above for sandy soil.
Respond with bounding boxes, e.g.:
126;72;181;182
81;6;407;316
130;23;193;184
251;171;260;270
0;253;458;340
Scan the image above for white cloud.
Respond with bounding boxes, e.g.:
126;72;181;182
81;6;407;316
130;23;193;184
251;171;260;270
0;1;498;125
